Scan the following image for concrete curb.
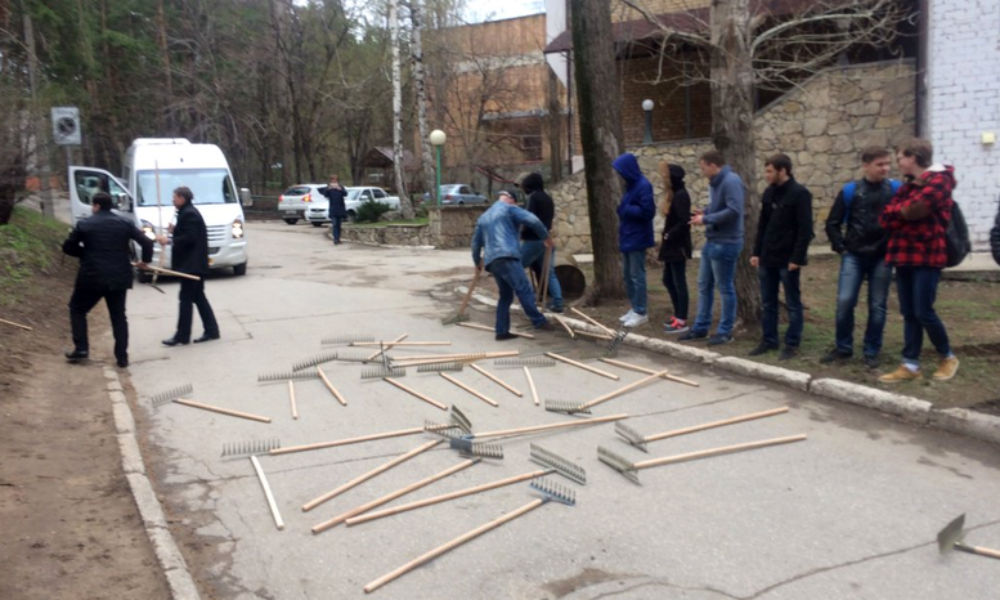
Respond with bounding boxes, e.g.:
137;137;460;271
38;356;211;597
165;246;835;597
103;367;201;600
458;288;1000;446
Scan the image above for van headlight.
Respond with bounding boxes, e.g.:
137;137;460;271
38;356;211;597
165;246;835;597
141;220;157;241
231;219;245;239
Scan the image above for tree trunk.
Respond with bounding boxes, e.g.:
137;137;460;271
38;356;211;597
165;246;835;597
710;0;760;326
390;0;413;219
409;0;436;203
547;68;563;184
570;0;625;303
155;0;174;131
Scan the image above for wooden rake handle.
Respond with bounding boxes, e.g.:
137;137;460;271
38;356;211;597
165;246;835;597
136;263;202;281
469;364;523;397
538;247;552;303
301;439;441;512
569;307;616;336
474;413;629;439
457;269;483;318
457;321;535;338
523;367;540;406
0;317;32;331
383;377;448;411
599;357;700;387
546;352;619;380
645;407;790;443
287;380;298;420
269;427;425;456
250;456;284;530
578;369;670;411
345;469;550;526
316;366;347;406
364;498;546;593
439;372;499;407
635;434;807;470
955;543;1000;559
552;314;575;338
173;399;271;423
366;333;409;361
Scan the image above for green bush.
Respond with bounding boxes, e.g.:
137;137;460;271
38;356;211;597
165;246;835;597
415;203;429;219
354;200;392;223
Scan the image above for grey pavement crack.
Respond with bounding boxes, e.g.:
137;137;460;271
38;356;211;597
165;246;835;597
590;578;740;599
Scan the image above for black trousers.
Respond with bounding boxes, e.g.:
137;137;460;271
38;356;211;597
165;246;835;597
69;286;129;362
174;279;219;342
661;260;689;321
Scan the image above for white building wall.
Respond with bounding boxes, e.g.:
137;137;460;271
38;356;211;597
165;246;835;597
924;0;1000;249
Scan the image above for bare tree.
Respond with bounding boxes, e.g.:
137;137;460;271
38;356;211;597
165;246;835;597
389;0;414;217
408;0;437;202
620;0;912;322
570;0;626;302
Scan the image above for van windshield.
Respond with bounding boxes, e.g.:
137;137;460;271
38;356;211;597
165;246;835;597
136;169;236;206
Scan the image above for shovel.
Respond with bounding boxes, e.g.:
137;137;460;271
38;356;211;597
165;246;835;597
937;514;1000;560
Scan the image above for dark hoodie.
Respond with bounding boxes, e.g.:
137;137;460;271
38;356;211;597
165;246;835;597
612;153;656;253
520;172;554;241
658;164;692;262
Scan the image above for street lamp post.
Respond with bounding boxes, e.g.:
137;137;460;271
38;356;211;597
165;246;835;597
429;129;447;206
642;99;654;144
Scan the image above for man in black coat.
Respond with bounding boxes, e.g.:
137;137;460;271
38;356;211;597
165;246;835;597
749;153;813;360
320;174;348;245
519;172;564;312
991;197;1000;267
159;186;220;346
62;192;154;368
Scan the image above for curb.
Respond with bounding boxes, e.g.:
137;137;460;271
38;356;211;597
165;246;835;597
103;367;201;600
458;287;1000;446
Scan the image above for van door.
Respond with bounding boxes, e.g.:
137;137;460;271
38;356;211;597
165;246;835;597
68;166;134;224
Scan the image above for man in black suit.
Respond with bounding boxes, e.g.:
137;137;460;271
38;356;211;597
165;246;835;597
159;186;220;346
63;192;154;368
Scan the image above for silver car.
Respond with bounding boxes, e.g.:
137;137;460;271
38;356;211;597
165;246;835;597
422;184;488;205
278;184;324;225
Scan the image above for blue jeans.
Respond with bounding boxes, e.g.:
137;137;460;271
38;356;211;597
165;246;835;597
692;242;741;336
759;266;803;347
488;258;546;335
622;250;647;315
330;216;343;243
520;240;563;309
895;266;951;367
834;252;891;357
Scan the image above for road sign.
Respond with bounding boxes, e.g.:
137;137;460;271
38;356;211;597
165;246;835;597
51;106;81;146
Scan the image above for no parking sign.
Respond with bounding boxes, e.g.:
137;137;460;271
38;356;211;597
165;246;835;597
51;106;81;146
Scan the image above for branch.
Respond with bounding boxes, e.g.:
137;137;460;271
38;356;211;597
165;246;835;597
620;0;713;50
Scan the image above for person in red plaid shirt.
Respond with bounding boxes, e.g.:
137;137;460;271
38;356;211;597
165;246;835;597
878;137;959;383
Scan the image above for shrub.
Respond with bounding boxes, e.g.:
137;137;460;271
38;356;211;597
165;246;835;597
354;200;392;223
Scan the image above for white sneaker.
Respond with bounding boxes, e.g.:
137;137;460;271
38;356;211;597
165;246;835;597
624;313;649;328
619;309;636;323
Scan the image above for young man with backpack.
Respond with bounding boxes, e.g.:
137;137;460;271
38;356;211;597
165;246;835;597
821;147;900;369
878;137;961;383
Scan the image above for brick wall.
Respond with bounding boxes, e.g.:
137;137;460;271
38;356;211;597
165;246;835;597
924;0;1000;250
619;55;712;145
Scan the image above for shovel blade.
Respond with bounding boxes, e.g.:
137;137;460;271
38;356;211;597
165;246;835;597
937;513;966;554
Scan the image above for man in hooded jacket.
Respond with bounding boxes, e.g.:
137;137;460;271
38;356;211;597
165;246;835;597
613;153;656;328
519;172;564;312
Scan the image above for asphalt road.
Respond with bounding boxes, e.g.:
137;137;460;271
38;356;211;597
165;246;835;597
123;221;1000;599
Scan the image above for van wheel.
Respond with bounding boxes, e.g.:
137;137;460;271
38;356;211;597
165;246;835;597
233;263;247;276
283;218;298;225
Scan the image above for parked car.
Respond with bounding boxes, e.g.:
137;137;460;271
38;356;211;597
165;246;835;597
278;184;324;225
343;186;400;220
421;184;488;205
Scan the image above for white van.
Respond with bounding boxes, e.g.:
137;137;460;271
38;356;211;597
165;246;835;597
69;138;250;276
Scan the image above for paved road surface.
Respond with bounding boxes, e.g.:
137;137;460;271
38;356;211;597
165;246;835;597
122;222;1000;599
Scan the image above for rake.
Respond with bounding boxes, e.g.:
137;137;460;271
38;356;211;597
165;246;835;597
472;413;629;440
311;457;481;534
363;478;576;593
270;425;434;457
334;349;381;363
439;372;499;407
316;366;347;406
250;455;285;530
543;399;591;415
493;356;556;368
301;439;443;512
599;357;700;387
361;365;407;379
393;351;519;368
430;426;505;460
606;329;628;356
569;307;616;336
287;380;298;419
416;362;465;373
937;514;1000;560
598;434;807;484
456;321;535;339
442;268;482;325
615;406;790;452
468;364;523;397
450;405;474;434
150;383;271;423
256;370;320;384
551;313;574;338
523;366;540;406
290;350;340;372
347;444;584;528
545;352;619;380
321;334;375;345
383;378;448;411
349;341;452;347
574;369;671;412
572;329;614;341
221;438;281;458
365;333;408;362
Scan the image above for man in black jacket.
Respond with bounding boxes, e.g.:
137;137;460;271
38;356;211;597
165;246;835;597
320;174;348;245
159;186;220;346
749;153;813;360
519;172;564;312
63;192;154;368
821;146;898;368
991;197;1000;267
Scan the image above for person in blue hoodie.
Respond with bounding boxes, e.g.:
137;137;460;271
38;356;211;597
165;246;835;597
680;150;746;345
612;153;656;328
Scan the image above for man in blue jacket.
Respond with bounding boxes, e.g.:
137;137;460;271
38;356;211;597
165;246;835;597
681;150;746;345
472;191;554;340
613;153;656;328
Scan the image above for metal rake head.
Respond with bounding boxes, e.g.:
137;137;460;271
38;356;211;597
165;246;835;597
597;446;640;485
493;356;556;368
450;405;473;434
321;334;375;345
150;383;193;407
448;438;503;459
529;444;586;485
529;477;576;506
605;329;628;357
614;421;649;452
221;438;281;458
361;365;406;379
416;362;465;373
544;399;590;415
257;370;319;384
291;350;340;372
424;420;465;439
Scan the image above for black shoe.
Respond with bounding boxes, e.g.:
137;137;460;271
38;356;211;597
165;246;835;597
779;346;798;361
162;337;188;347
678;330;708;342
534;321;555;331
748;342;778;356
707;333;733;346
863;354;880;369
547;305;564;313
820;348;851;364
193;333;220;344
117;358;129;368
64;349;89;363
495;333;517;341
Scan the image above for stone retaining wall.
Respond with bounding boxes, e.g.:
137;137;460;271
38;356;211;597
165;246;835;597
342;224;433;246
428;205;489;249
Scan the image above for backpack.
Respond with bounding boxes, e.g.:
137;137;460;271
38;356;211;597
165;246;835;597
841;179;902;224
943;200;972;267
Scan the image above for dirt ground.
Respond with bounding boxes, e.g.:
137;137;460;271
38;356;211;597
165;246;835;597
0;258;169;599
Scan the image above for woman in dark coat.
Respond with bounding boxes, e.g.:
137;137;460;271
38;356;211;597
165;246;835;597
658;162;693;333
